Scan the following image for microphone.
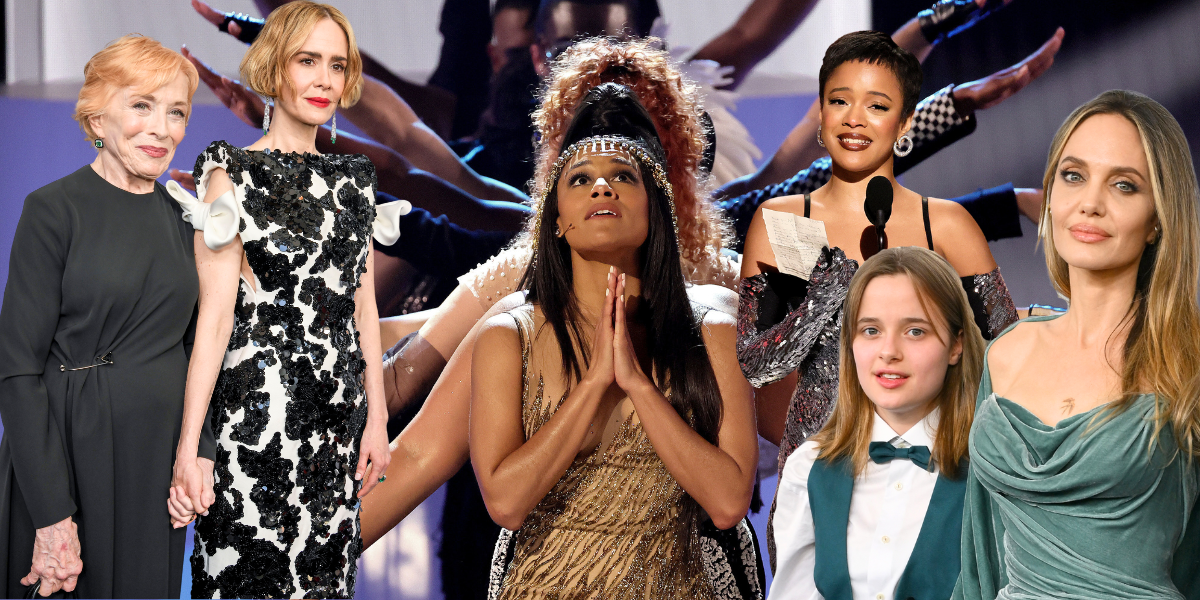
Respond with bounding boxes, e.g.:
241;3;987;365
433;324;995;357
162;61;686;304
864;176;893;252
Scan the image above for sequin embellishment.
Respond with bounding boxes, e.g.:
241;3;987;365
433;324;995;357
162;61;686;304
189;141;376;599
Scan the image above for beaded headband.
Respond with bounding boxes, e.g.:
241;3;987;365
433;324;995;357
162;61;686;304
534;135;679;255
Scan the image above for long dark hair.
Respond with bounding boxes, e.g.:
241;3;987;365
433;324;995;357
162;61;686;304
520;83;724;541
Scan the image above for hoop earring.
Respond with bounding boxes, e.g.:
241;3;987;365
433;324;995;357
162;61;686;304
817;125;825;148
893;134;913;157
93;139;104;149
331;112;337;145
262;98;273;135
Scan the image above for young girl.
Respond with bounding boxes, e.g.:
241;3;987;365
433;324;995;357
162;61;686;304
769;246;984;600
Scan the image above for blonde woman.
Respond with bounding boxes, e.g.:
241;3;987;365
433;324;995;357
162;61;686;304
770;247;984;600
0;35;199;597
166;2;402;597
955;90;1200;599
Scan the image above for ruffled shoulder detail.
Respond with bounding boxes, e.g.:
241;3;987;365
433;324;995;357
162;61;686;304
165;180;241;250
192;140;246;202
371;197;411;245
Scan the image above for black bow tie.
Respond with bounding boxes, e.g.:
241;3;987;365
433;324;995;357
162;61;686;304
868;441;931;470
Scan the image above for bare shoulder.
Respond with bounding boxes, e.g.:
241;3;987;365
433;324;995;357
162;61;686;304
203;167;234;204
985;319;1043;384
925;196;996;275
475;311;523;354
700;309;738;349
757;194;809;218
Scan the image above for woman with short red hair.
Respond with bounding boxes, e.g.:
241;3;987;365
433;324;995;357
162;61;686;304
0;34;201;597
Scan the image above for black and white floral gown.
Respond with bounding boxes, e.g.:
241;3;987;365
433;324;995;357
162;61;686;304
170;141;408;598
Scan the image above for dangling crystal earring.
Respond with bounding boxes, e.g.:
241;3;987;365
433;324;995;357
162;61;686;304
262;98;273;135
816;125;825;148
893;134;913;157
331;112;337;145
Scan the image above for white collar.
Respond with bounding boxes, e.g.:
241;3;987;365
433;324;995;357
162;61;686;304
870;407;939;448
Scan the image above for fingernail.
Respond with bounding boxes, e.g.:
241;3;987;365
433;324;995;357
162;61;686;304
355;473;362;480
606;288;610;296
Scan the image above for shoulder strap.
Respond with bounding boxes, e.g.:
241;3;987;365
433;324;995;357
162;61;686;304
922;197;933;250
808;457;854;600
894;472;968;600
804;194;812;219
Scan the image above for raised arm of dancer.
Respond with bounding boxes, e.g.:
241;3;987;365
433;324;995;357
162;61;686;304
689;0;820;90
611;275;758;529
470;290;620;530
168;169;240;527
692;0;1008;90
178;47;526;207
338;75;526;205
361;291;527;549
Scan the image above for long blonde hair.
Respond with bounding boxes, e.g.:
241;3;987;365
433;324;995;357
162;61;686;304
813;247;984;479
240;1;363;108
1038;90;1200;456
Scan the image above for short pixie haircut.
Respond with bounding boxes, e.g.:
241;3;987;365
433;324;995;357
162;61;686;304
818;30;922;120
240;1;363;108
73;34;199;143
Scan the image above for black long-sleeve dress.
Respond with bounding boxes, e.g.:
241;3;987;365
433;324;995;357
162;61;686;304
0;165;203;598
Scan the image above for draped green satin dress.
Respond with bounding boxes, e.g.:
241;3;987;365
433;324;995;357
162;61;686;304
954;315;1200;600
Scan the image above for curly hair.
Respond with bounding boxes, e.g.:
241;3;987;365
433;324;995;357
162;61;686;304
527;37;730;263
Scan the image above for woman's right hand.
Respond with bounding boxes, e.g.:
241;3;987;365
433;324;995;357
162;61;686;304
20;517;82;596
581;267;617;391
169;455;215;528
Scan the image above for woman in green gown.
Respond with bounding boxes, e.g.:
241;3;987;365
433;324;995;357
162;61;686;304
954;90;1200;599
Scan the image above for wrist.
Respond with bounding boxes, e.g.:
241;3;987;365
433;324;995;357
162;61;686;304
625;376;660;402
576;375;610;401
367;408;388;426
175;440;200;462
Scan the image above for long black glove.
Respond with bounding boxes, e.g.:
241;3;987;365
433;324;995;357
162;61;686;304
918;0;1006;45
219;12;264;44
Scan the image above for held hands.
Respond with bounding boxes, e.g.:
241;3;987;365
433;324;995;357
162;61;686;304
168;456;215;528
355;414;391;499
951;27;1064;116
21;517;82;597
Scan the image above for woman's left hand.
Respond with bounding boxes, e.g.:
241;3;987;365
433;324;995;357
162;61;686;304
355;414;391;499
612;273;653;394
